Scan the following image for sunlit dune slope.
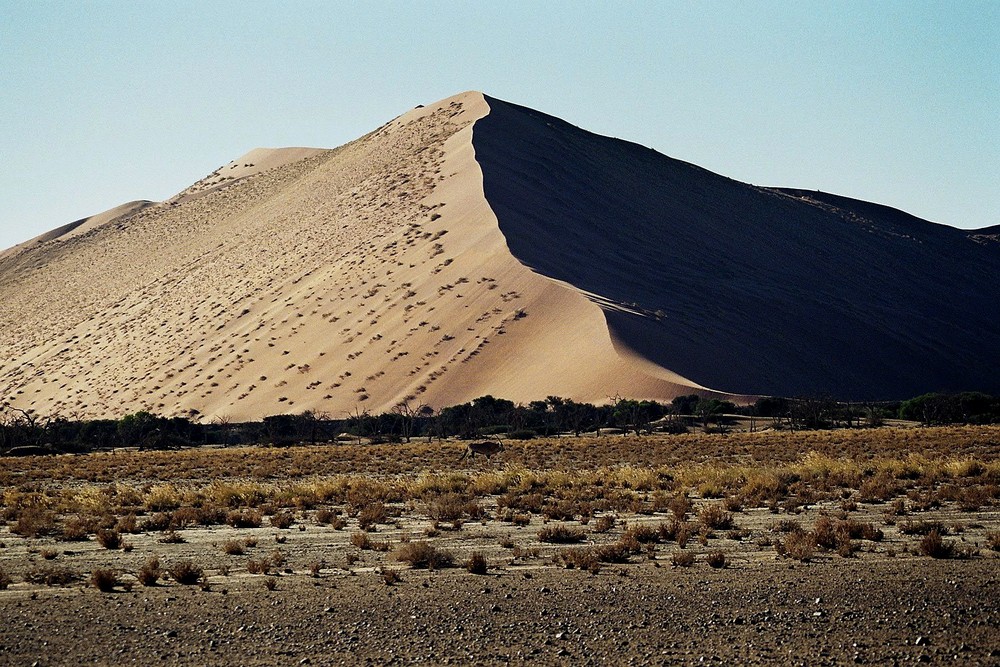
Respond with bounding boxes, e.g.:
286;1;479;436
473;95;1000;399
0;200;155;262
0;92;710;421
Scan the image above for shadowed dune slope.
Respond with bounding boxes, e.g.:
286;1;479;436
473;95;1000;399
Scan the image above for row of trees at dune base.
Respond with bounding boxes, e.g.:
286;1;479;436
1;391;999;455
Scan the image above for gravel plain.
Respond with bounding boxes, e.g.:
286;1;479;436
2;546;998;665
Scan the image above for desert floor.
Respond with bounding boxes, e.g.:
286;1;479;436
1;426;998;665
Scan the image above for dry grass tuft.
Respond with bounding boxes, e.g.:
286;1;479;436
919;530;955;559
591;515;616;533
706;551;728;568
168;561;203;585
698;504;734;530
986;531;1000;551
222;539;245;555
226;509;262;528
12;508;57;538
559;547;601;573
137;557;161;586
96;528;122;550
358;502;389;530
26;565;79;586
314;509;346;529
899;520;949;536
90;568;119;592
537;525;586;544
465;551;488;575
592;540;632;563
778;530;816;562
671;551;695;567
623;524;659;544
394;541;454;569
247;558;271;575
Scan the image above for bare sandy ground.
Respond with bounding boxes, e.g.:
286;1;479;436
0;199;154;261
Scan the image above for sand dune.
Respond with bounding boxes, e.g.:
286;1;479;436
0;200;155;262
168;147;327;205
1;91;996;421
474;95;1000;399
0;93;709;421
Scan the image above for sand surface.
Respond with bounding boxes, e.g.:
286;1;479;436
0;93;708;421
0;200;154;261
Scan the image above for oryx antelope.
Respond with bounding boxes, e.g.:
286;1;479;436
458;436;505;461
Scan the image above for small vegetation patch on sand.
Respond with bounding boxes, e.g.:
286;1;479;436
537;525;586;544
168;561;203;585
395;541;454;569
90;568;119;592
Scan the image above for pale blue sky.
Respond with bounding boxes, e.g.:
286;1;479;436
1;1;997;251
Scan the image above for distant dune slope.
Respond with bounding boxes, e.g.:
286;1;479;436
0;92;710;421
0;200;155;262
473;95;1000;399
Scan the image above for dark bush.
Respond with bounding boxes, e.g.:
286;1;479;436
91;568;119;592
394;541;454;569
137;557;161;586
169;561;203;584
96;529;122;549
919;530;954;559
226;510;262;528
465;552;488;575
706;551;727;568
537;525;586;544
